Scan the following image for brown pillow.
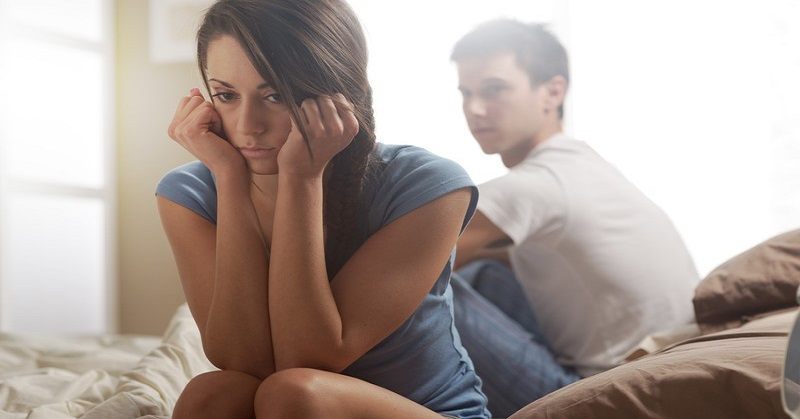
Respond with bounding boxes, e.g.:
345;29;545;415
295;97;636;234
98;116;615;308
693;228;800;328
508;310;793;419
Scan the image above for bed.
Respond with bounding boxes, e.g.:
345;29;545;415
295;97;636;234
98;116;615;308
0;304;213;419
2;229;799;418
509;308;793;419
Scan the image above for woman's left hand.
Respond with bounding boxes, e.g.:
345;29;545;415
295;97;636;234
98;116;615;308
277;93;359;178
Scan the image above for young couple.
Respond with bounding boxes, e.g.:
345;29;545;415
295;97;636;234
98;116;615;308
156;1;697;418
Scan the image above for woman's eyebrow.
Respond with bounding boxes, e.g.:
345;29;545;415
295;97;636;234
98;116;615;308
208;78;272;90
208;78;233;88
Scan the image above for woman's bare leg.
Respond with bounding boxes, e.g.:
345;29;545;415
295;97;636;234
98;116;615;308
173;370;261;419
254;368;445;419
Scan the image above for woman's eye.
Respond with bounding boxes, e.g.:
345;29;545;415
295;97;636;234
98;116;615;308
265;93;283;104
212;92;237;103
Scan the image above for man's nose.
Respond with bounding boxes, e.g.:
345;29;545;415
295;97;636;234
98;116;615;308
465;98;487;117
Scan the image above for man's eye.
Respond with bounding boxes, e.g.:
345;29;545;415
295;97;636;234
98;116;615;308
212;92;236;103
481;85;504;98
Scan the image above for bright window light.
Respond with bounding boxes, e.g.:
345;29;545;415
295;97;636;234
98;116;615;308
3;0;104;41
0;0;113;335
567;0;800;274
2;194;106;335
0;38;106;189
350;0;800;277
351;0;560;184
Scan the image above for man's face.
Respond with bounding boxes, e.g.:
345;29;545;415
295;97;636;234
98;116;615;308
457;52;546;157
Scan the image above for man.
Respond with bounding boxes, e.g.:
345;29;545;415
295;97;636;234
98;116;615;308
450;19;699;417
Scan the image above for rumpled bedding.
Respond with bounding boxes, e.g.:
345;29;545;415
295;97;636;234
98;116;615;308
0;303;734;419
509;308;795;419
0;304;214;419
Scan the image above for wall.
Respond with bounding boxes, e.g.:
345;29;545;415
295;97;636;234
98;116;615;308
116;0;196;334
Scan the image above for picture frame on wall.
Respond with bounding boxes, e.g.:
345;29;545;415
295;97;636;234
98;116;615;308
149;0;214;63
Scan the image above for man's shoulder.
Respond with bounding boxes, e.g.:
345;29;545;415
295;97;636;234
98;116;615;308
480;159;563;204
519;136;620;182
524;135;594;162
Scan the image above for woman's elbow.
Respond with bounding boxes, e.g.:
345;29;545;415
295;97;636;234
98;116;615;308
202;336;274;379
273;347;351;374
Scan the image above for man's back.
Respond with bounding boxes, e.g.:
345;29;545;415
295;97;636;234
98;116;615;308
478;134;699;376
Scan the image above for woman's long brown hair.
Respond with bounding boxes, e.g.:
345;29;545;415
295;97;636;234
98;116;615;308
197;0;376;277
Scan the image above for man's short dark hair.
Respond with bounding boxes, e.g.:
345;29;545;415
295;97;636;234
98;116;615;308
451;19;569;119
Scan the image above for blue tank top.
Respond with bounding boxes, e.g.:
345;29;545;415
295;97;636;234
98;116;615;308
156;143;490;418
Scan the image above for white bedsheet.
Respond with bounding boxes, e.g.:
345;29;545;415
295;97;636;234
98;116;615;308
0;304;214;419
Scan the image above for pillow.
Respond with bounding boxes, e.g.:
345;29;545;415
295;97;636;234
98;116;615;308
508;309;794;419
693;228;800;329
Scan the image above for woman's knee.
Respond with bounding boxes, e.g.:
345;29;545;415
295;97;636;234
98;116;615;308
174;370;260;419
255;368;333;418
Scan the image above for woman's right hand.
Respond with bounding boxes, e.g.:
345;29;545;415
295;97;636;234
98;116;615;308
167;88;246;175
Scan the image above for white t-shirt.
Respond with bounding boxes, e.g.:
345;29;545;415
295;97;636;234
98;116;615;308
477;133;698;377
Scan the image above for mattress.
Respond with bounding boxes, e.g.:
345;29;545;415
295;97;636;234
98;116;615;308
0;304;214;419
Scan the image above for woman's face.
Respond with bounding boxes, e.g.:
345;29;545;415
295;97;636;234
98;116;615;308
205;35;291;175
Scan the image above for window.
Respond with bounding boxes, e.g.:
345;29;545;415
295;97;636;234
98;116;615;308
0;0;115;334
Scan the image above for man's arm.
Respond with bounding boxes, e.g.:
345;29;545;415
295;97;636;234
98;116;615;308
454;210;513;270
471;246;512;266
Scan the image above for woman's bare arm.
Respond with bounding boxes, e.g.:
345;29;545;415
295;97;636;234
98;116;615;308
266;95;475;372
160;87;278;378
204;171;275;377
157;171;275;378
268;179;473;372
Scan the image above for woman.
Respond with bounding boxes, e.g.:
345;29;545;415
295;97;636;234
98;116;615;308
155;0;490;418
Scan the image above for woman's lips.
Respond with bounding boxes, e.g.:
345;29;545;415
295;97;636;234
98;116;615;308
239;146;278;158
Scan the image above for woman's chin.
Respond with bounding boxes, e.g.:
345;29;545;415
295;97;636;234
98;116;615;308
247;160;279;176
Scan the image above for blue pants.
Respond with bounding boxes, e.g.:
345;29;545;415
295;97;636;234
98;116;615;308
451;260;581;418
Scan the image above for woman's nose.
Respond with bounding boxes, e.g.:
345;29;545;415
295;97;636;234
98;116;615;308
236;102;267;136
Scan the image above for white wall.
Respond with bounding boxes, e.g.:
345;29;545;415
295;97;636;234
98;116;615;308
352;0;565;185
350;0;800;276
116;0;198;334
566;0;800;275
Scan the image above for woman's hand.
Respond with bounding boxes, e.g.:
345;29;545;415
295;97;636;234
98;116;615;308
168;88;246;175
277;94;359;178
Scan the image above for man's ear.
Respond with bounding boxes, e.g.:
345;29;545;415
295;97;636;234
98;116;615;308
543;75;568;113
